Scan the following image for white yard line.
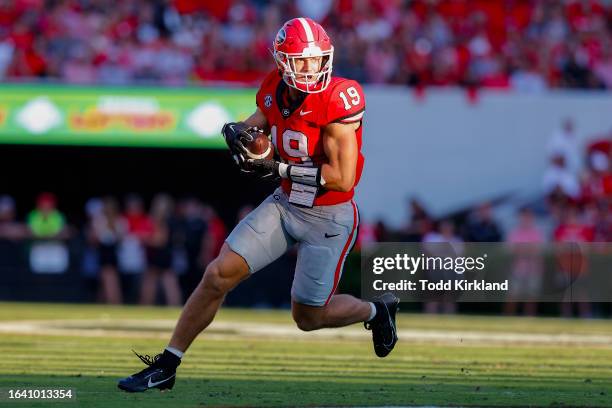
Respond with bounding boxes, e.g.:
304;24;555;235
0;319;611;346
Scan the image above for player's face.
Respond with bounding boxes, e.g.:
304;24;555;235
292;56;322;80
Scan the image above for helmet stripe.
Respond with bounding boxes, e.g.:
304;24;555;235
297;17;315;43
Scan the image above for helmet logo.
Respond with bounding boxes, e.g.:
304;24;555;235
275;28;286;45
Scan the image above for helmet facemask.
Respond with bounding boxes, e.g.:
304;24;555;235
274;47;334;94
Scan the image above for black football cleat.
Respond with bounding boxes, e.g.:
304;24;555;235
364;292;400;358
117;350;180;393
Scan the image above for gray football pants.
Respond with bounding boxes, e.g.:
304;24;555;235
225;187;359;306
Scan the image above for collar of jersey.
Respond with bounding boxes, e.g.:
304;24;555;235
276;79;308;119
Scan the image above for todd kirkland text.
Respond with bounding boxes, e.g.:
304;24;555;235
373;279;509;292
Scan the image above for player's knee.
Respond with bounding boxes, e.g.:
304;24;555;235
202;248;250;297
202;261;231;297
292;310;325;332
294;317;321;332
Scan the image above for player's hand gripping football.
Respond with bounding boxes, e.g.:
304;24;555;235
222;122;281;179
221;122;263;172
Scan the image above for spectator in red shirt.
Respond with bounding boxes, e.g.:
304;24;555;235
117;194;150;278
554;205;595;243
504;207;545;316
580;149;612;206
124;194;154;239
553;205;593;318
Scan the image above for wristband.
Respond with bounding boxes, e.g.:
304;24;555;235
285;165;325;187
278;162;289;178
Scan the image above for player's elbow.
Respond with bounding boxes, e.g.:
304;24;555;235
322;166;355;192
335;183;353;193
326;180;354;193
335;175;355;193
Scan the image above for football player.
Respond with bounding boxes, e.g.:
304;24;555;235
118;17;399;393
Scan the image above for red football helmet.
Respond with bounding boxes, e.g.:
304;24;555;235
273;17;334;93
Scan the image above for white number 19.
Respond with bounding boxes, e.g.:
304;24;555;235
339;86;360;110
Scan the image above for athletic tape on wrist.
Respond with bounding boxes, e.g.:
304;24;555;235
287;165;323;187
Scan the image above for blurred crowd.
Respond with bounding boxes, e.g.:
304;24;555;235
362;120;612;317
0;192;229;305
1;0;612;90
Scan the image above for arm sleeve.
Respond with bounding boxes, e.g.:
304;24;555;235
325;80;366;124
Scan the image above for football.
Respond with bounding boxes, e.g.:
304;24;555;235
244;132;274;160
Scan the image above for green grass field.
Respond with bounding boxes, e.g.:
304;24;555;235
0;302;611;407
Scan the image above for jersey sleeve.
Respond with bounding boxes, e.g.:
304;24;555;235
324;79;366;124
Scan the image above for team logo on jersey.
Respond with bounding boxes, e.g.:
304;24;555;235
275;28;286;46
282;108;290;117
264;94;272;108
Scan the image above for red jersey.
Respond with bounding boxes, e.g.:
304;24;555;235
256;70;365;206
553;223;594;243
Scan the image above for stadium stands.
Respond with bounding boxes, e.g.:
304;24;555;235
0;0;611;89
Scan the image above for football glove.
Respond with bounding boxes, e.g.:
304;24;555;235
246;160;325;187
221;122;265;172
246;159;281;179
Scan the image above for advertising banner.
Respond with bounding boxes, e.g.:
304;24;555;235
0;84;256;148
